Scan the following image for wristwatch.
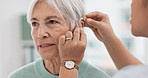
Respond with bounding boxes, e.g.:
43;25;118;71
61;61;79;70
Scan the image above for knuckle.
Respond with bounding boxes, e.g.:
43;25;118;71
74;29;79;34
104;14;109;18
94;11;99;13
95;11;102;15
82;42;86;47
59;36;63;39
80;42;86;48
81;45;86;49
73;42;78;47
66;31;72;37
96;11;100;14
66;31;71;34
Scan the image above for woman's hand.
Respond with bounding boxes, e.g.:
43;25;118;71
85;11;116;43
58;26;87;66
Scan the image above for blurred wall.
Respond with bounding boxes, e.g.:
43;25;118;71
0;0;32;78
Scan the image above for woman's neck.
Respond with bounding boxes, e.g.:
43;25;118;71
44;56;61;75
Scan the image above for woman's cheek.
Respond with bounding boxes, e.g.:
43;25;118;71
52;27;69;43
52;29;65;39
31;29;39;50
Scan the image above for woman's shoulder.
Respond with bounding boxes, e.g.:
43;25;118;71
8;58;42;78
79;60;110;78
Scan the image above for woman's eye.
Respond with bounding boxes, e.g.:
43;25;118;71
32;22;39;27
47;20;58;24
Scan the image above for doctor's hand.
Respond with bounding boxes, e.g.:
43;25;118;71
85;11;116;43
58;26;87;66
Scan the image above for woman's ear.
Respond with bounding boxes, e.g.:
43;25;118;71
80;16;87;28
81;21;84;28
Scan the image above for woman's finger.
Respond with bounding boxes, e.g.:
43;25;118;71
80;27;87;43
86;18;103;30
65;31;73;44
73;26;80;41
85;11;107;20
59;35;66;46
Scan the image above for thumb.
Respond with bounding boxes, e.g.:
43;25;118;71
86;18;103;29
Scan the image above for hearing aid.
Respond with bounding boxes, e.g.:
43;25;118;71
80;16;87;28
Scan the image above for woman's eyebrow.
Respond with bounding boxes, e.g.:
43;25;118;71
31;18;38;21
44;16;62;21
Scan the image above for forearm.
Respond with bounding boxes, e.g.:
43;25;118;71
103;35;143;70
59;66;78;78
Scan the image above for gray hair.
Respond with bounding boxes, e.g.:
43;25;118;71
27;0;85;31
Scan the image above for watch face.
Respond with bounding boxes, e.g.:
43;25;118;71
65;61;74;69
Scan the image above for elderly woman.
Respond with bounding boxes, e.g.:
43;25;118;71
8;0;110;78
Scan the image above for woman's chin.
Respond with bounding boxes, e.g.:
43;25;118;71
131;30;139;37
131;28;146;37
39;51;59;60
131;27;140;37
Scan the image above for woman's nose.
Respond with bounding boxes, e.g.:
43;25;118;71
37;26;50;39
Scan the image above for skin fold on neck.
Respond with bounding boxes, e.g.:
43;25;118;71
43;56;61;75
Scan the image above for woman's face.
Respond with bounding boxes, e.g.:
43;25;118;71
31;0;70;60
131;0;148;37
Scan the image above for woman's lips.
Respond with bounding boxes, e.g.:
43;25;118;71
38;43;56;49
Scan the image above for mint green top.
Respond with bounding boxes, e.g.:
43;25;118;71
8;58;110;78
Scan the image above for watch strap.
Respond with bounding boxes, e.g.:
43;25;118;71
60;62;79;70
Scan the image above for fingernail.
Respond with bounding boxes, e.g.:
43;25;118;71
87;19;91;22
